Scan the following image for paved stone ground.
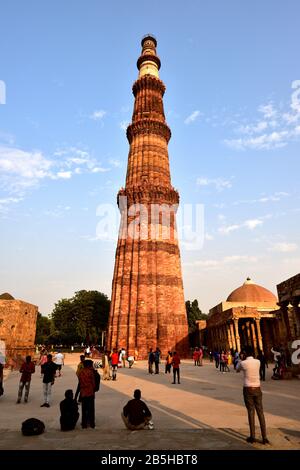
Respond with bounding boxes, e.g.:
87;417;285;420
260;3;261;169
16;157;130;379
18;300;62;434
1;354;300;450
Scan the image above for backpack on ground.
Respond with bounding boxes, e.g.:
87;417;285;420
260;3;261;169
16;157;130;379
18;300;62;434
21;418;45;436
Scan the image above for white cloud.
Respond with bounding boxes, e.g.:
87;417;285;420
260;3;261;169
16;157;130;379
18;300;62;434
109;159;122;168
0;196;23;214
184;110;201;125
244;219;263;230
120;120;130;132
185;255;258;269
224;81;300;150
91;167;109;173
269;242;298;253
55;171;72;179
219;218;263;235
90;110;106;121
233;192;289;205
0;144;111;202
258;103;277;119
197;177;232;191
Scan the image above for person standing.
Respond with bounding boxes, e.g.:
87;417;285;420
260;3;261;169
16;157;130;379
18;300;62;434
102;351;111;379
193;348;199;366
154;348;161;374
121;348;126;368
236;346;269;444
75;355;85;402
165;351;172;374
258;350;268;381
148;348;155;375
111;349;119;381
199;347;203;366
41;354;57;407
172;351;181;384
17;355;35;403
79;359;96;428
54;350;64;377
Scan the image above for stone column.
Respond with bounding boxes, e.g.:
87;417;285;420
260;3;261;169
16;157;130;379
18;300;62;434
227;323;233;349
233;318;241;352
255;318;263;352
251;321;258;355
230;321;237;351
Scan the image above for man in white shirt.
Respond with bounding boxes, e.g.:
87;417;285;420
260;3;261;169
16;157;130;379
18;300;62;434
236;346;269;445
54;350;64;377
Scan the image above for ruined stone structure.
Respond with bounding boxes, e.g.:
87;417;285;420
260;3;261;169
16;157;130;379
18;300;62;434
0;293;38;366
107;36;189;359
277;273;300;346
205;278;279;360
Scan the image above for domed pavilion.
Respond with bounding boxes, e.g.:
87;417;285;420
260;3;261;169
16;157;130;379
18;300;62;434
205;278;279;358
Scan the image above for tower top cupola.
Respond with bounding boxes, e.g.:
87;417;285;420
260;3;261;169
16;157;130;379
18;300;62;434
137;34;161;78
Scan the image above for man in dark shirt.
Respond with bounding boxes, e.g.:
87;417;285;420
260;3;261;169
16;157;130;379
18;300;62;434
17;355;35;403
41;354;57;407
122;389;153;430
60;389;79;431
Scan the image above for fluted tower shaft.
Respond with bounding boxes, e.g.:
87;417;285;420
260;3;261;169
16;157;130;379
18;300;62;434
107;36;189;359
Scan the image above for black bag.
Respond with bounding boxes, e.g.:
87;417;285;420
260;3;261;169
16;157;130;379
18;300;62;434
22;418;45;436
93;369;101;392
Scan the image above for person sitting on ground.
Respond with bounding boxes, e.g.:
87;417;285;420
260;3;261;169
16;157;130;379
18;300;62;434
121;389;153;430
60;389;79;431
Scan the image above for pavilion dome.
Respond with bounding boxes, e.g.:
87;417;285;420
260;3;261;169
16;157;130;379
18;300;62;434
226;278;277;303
0;292;15;300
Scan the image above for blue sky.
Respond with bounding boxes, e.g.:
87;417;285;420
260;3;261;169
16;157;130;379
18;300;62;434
1;0;299;314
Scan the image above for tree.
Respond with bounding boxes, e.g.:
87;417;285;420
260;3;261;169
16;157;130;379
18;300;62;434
50;290;110;345
35;313;52;344
185;299;207;333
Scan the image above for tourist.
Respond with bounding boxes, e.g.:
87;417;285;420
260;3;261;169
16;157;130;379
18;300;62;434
102;351;111;379
60;389;79;431
39;350;48;377
54;349;64;377
85;345;91;357
172;351;181;384
223;352;230;372
75;355;85;402
127;356;135;368
236;346;269;444
41;354;57;407
79;359;96;428
148;348;155;374
17;355;35;404
111;348;119;381
257;350;268;381
219;351;225;373
154;347;161;374
193;348;199;366
233;351;240;370
214;351;220;369
199;347;203;366
121;389;153;430
165;351;172;373
120;348;126;368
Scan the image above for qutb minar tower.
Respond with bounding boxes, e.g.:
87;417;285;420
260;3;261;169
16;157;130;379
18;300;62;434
107;36;189;359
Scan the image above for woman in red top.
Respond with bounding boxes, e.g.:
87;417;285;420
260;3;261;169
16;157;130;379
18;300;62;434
172;352;181;384
111;349;119;381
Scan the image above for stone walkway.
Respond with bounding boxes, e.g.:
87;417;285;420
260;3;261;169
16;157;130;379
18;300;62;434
1;354;300;450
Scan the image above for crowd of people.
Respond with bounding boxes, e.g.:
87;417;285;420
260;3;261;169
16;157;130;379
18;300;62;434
0;342;295;444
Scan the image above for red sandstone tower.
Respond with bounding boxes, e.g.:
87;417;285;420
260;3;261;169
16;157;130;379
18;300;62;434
107;35;189;359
